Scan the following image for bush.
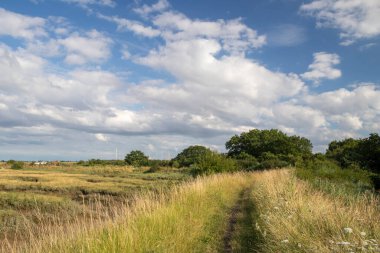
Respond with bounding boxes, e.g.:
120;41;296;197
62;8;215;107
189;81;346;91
144;164;161;173
370;174;380;190
10;162;24;170
190;152;237;176
296;157;375;195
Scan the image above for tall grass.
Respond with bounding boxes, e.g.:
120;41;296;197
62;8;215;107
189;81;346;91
250;169;380;252
5;173;251;253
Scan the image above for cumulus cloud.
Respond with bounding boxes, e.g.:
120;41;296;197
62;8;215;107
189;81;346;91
152;12;266;54
134;0;170;16
301;52;341;84
58;30;112;64
300;0;380;45
304;84;380;115
0;8;46;40
97;14;160;37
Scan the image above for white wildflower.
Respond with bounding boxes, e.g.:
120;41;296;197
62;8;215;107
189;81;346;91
360;231;366;237
281;239;289;243
337;241;351;246
343;227;353;234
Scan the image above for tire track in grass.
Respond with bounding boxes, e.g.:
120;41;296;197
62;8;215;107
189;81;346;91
222;187;263;253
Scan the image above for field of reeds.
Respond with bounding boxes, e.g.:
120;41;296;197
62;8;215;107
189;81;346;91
0;163;379;252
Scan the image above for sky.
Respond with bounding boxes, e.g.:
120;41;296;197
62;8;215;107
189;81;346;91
0;0;379;161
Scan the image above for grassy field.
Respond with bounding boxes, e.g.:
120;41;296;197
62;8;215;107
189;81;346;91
0;162;188;250
0;163;379;252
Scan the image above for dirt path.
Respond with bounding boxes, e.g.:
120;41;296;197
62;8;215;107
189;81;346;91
222;188;261;253
223;191;244;252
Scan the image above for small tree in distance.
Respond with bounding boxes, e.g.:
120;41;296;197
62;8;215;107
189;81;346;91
172;145;213;167
125;150;149;167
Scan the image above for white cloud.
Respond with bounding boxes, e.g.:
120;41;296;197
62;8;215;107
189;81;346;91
153;12;266;54
301;52;341;84
58;30;112;64
134;0;170;16
300;0;380;45
136;39;304;108
305;84;380;115
331;114;363;130
303;83;380;135
272;103;327;129
95;133;109;141
0;8;46;40
61;0;116;7
98;14;160;37
121;46;131;60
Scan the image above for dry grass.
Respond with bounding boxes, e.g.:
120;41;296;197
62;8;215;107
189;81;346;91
3;173;252;253
0;165;188;251
250;169;380;252
1;166;378;253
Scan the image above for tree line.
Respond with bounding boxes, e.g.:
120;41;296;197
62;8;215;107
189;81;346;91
121;129;379;182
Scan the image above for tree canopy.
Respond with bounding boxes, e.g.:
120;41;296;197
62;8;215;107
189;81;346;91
225;129;313;164
326;133;380;173
172;145;213;167
125;150;149;167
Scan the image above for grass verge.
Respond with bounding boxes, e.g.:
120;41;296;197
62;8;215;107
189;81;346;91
250;169;380;252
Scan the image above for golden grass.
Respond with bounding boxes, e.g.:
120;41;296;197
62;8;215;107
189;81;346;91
0;166;188;251
250;169;380;252
5;173;251;253
1;167;378;253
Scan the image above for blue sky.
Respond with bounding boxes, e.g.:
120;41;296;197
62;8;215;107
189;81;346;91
0;0;379;161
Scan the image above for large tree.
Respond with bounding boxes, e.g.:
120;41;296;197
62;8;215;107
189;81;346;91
225;129;312;161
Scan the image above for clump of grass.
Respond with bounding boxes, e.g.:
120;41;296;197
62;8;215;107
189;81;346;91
250;169;380;252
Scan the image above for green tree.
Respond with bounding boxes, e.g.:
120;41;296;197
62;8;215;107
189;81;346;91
125;150;149;167
356;133;380;173
225;129;312;165
172;145;213;167
325;133;380;174
325;138;360;168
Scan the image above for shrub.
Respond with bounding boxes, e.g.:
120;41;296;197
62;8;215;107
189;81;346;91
144;164;161;173
296;157;375;194
190;152;237;176
10;162;24;170
171;160;180;168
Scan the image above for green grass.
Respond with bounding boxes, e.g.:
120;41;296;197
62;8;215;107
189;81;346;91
296;163;375;196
